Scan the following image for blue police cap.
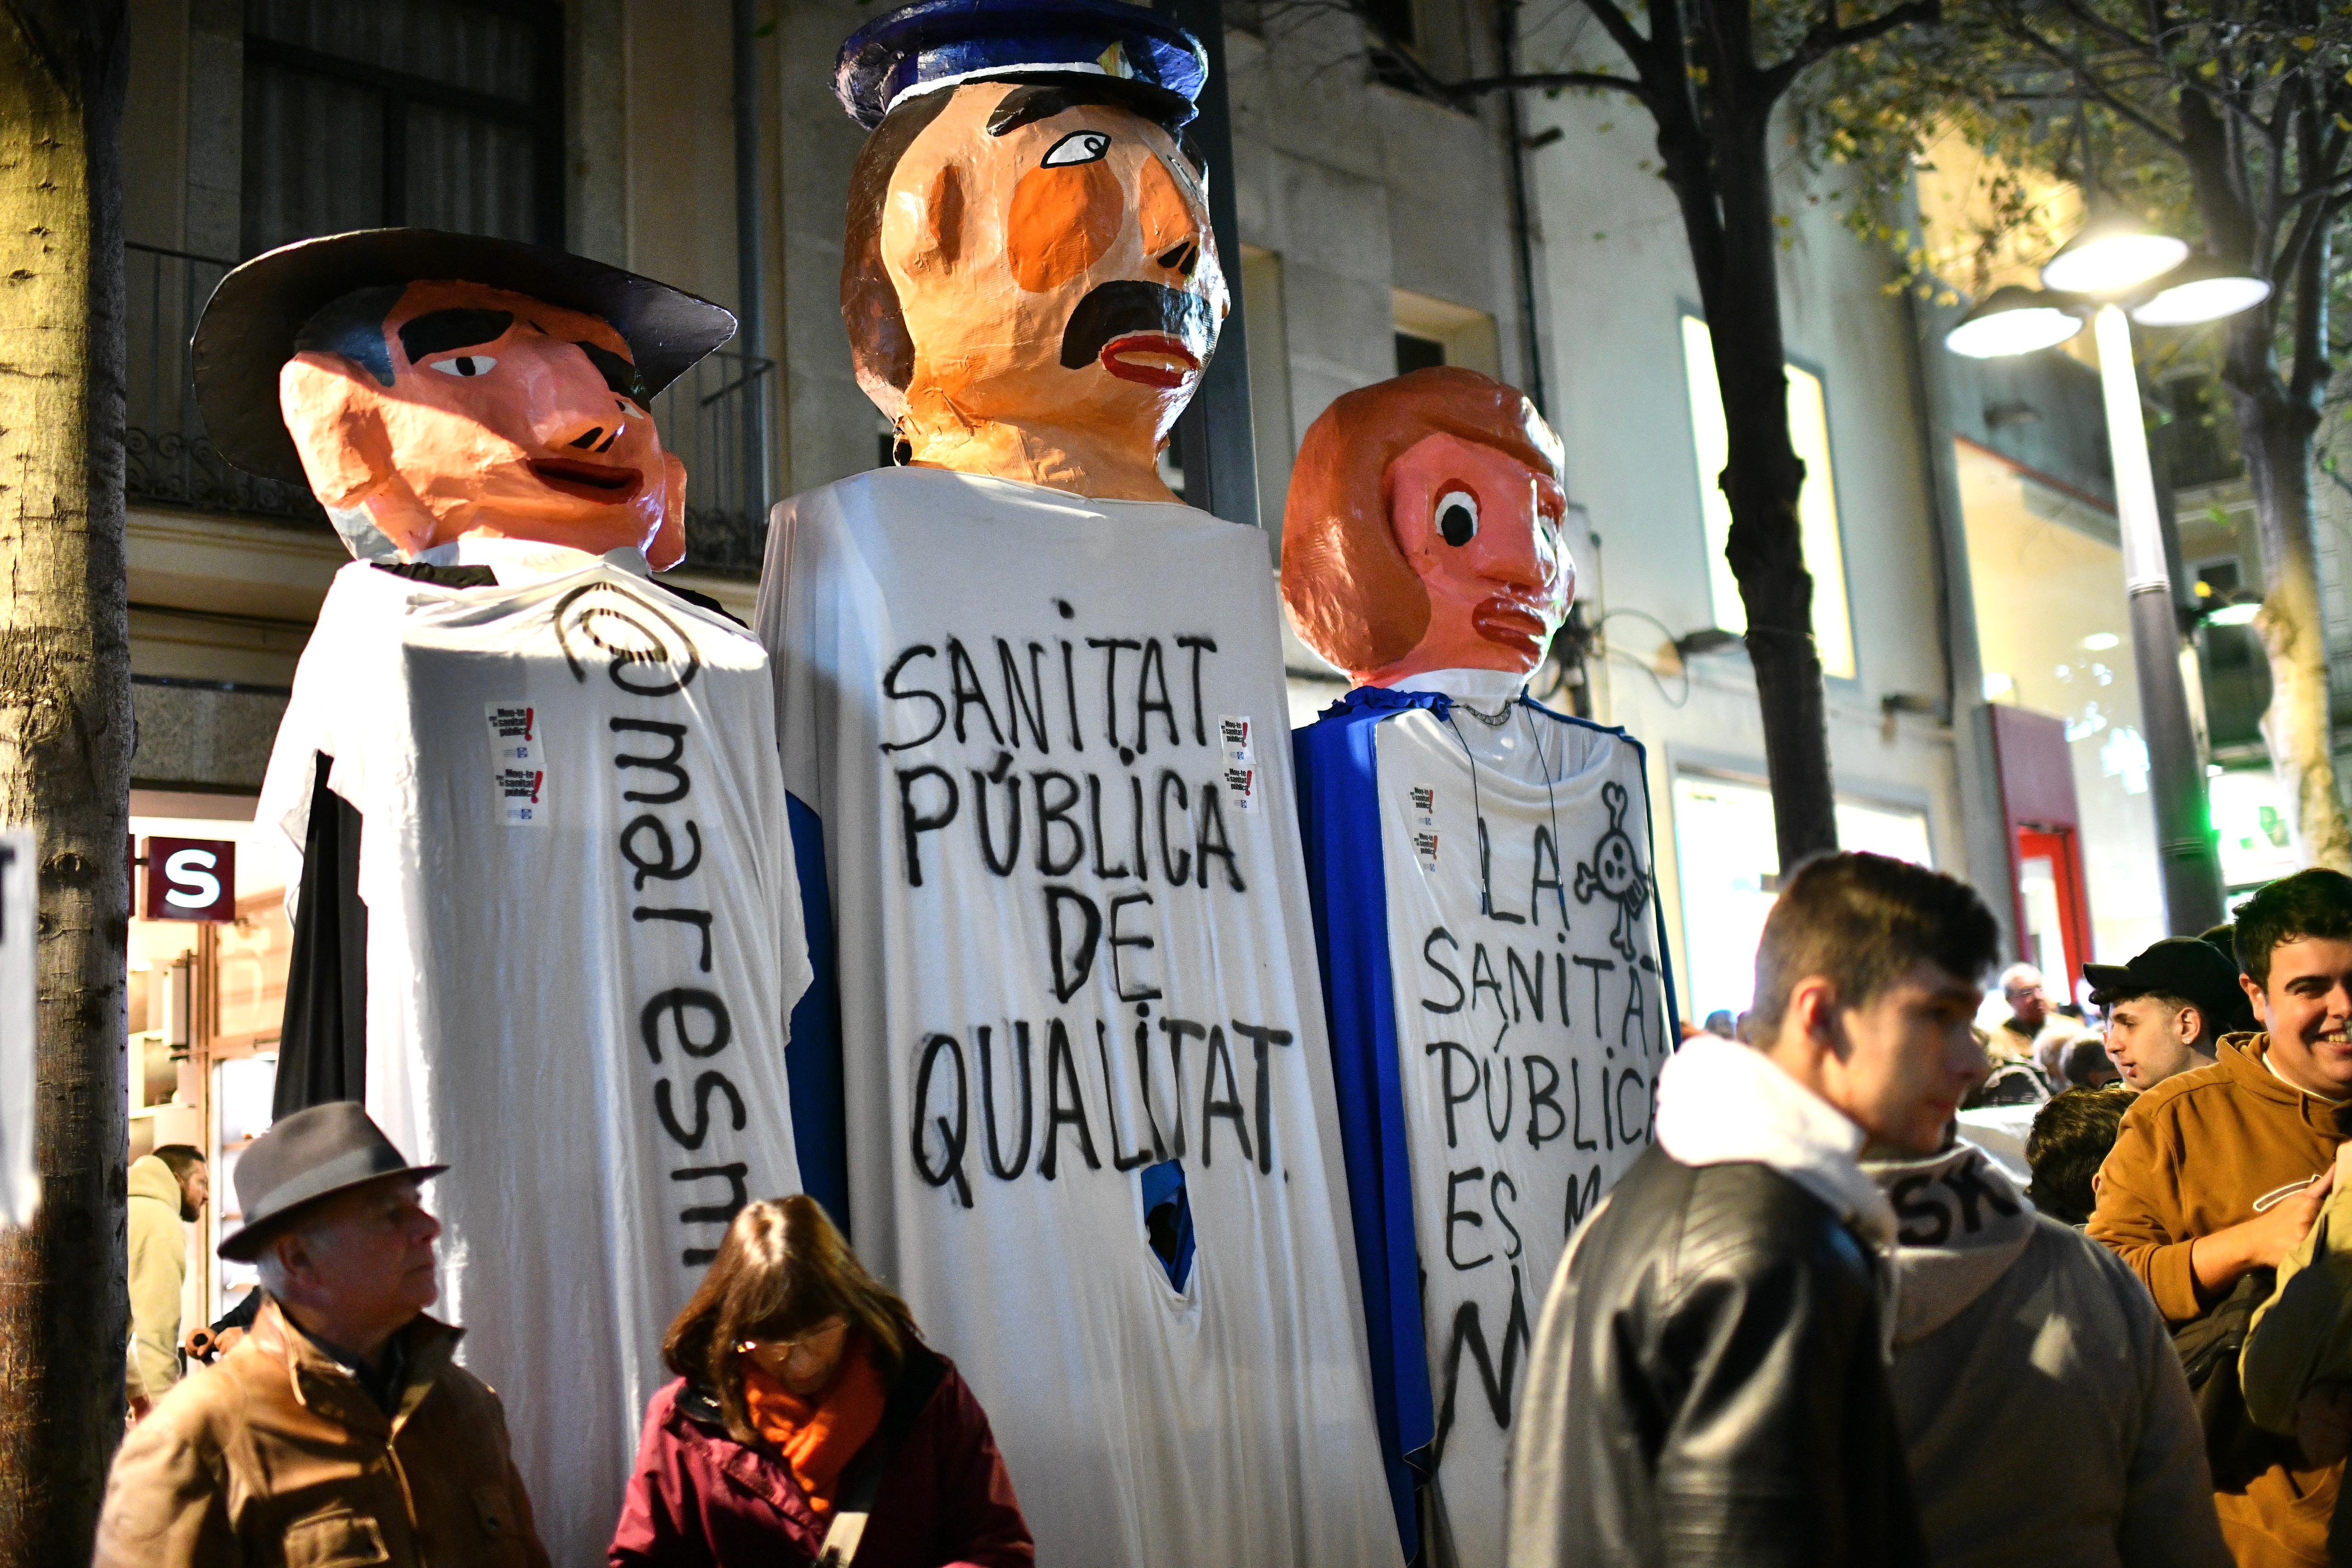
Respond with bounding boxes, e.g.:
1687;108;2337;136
836;0;1208;130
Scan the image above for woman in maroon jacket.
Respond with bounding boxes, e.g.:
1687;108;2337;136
610;1196;1033;1568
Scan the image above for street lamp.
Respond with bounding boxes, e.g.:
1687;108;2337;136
1944;224;2269;937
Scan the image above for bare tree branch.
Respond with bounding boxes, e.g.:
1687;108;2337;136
1569;0;1655;81
1448;68;1650;96
1760;0;1939;98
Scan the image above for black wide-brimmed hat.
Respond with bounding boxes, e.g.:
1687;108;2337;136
192;227;738;485
218;1101;446;1262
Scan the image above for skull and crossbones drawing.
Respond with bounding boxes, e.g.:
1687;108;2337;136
1573;780;1651;961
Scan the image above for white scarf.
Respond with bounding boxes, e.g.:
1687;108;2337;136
1653;1033;1897;1248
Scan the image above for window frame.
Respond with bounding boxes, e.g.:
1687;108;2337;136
241;0;565;254
1676;305;1860;686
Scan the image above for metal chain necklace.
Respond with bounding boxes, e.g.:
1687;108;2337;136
1453;694;1516;728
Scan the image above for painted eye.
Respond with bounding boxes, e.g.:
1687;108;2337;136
430;355;496;378
1436;490;1479;547
1042;131;1112;168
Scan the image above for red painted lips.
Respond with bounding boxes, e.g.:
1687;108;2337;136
1098;333;1201;389
1473;595;1550;650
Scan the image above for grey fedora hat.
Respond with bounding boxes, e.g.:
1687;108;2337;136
192;226;738;485
218;1101;445;1262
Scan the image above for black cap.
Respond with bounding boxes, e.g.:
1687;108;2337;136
192;228;737;485
219;1101;445;1262
2083;937;2247;1031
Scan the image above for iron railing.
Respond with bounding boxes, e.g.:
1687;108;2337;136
125;243;324;523
124;240;776;573
652;348;775;577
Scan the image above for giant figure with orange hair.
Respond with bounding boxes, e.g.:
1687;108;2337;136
1286;368;1677;1567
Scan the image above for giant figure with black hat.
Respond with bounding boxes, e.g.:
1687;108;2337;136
754;4;1399;1563
204;232;812;1563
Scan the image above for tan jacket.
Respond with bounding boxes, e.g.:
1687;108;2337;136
93;1297;550;1568
2088;1035;2351;1568
126;1154;188;1401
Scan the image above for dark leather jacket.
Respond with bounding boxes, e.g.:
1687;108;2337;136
1516;1145;1926;1568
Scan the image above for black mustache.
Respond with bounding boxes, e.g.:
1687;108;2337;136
1058;281;1213;370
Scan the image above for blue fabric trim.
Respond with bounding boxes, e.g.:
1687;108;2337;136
785;792;852;1236
1292;687;1442;1560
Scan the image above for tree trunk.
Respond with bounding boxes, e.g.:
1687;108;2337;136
0;3;131;1563
2232;376;2352;873
1692;126;1840;870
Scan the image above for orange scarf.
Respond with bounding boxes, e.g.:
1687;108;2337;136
740;1340;888;1519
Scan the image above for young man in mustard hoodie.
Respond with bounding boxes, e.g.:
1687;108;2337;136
2091;868;2352;1566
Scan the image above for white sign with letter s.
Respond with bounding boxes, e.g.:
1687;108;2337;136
0;828;37;1228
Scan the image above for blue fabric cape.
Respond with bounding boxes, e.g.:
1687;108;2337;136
1291;685;1681;1560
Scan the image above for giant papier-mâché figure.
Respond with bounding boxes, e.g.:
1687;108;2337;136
753;4;1399;1564
202;230;811;1565
1285;367;1677;1566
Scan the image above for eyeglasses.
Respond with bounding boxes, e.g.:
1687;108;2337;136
734;1317;848;1376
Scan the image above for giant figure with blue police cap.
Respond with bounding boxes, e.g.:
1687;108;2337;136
835;0;1225;493
753;4;1401;1565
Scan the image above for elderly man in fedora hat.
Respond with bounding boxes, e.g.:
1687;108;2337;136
94;1101;549;1568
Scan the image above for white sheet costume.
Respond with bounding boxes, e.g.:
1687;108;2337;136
1292;666;1673;1567
256;536;809;1566
757;466;1401;1568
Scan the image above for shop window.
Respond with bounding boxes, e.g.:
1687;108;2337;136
127;797;292;1322
241;0;564;256
1668;769;1931;1015
1679;314;1857;681
2211;767;2299;893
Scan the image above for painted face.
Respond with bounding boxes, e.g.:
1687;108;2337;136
879;82;1229;454
278;280;690;567
1368;431;1572;687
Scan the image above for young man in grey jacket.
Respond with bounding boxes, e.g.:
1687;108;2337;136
1866;1136;2228;1567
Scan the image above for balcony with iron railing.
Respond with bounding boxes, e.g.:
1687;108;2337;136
124;241;777;576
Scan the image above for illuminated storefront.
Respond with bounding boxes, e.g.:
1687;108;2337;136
125;793;289;1323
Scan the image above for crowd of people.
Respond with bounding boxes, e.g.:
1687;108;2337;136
1516;857;2352;1568
92;856;2352;1567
